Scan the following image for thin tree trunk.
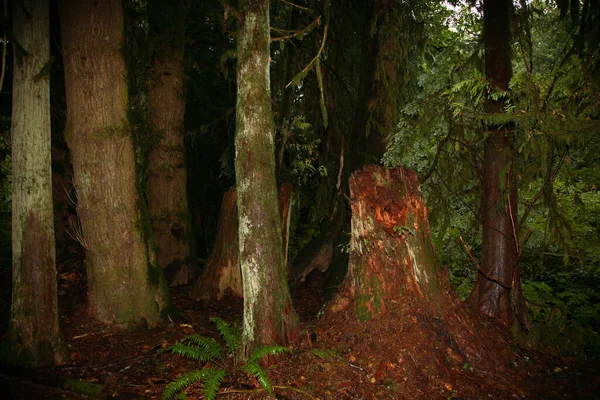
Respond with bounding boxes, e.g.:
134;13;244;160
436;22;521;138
60;0;171;327
6;0;65;366
147;0;196;286
329;165;447;320
468;0;529;329
235;0;300;357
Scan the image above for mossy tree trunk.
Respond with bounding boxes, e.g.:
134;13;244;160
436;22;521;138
468;0;529;329
6;0;65;366
192;183;293;300
146;0;196;286
330;165;447;321
235;0;300;357
60;0;171;327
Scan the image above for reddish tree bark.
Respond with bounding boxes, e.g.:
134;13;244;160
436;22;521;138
329;165;448;320
192;183;293;300
468;0;529;329
192;188;241;299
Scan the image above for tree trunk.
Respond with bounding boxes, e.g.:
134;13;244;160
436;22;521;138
192;183;293;300
289;0;370;288
147;0;196;286
291;0;402;291
192;188;241;299
6;0;65;366
329;165;446;321
468;0;529;329
60;0;171;327
235;0;300;357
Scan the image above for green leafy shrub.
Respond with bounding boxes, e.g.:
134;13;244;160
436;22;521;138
522;278;600;357
160;317;290;400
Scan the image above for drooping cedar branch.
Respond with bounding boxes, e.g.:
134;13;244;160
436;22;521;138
271;16;320;42
518;150;567;229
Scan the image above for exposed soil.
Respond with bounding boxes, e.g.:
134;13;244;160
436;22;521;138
1;267;599;399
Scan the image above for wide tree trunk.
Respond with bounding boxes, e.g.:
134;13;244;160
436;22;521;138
468;0;529;329
60;0;171;327
329;165;447;321
192;183;293;299
5;0;65;366
235;0;300;357
146;0;196;286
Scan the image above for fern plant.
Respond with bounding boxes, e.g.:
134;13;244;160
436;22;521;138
160;317;290;400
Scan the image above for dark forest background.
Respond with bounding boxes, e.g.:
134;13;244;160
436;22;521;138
1;0;599;362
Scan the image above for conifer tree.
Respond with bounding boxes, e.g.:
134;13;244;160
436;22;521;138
6;0;65;366
234;0;301;356
467;0;529;328
60;0;171;327
146;0;196;285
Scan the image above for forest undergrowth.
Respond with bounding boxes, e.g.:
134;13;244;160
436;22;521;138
1;265;599;399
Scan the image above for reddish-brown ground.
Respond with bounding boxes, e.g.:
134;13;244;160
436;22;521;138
1;268;599;399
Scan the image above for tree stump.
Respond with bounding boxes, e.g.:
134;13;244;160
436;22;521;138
330;165;447;320
192;183;293;300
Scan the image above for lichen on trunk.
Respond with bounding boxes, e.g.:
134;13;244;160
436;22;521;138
6;0;65;366
235;0;300;357
60;0;171;328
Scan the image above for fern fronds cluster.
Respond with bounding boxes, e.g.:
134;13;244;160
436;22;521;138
160;318;291;400
210;317;241;357
163;368;225;400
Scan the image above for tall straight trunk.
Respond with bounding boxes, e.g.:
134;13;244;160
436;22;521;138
235;0;300;357
146;0;196;286
468;0;529;328
60;0;170;327
6;0;64;366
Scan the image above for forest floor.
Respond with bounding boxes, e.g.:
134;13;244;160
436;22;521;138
1;267;600;400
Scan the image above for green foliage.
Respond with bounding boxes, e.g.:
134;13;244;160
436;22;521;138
160;318;291;399
521;274;600;356
160;336;225;362
281;116;326;186
240;360;273;394
163;368;225;400
308;348;338;360
209;317;241;356
382;0;599;357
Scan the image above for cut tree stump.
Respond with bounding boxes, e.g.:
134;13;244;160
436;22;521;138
191;183;293;300
329;165;448;320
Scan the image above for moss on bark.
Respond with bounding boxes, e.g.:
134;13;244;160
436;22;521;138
8;0;65;366
60;0;171;328
235;0;301;358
